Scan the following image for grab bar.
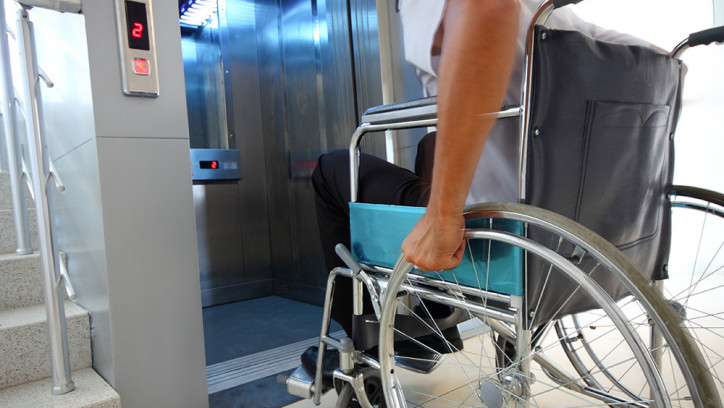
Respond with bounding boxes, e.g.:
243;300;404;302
1;3;32;255
14;1;82;395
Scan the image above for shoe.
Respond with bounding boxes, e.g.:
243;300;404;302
300;346;338;388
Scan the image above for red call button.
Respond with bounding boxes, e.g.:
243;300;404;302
132;58;150;75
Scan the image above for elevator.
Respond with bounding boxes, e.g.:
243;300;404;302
181;0;424;307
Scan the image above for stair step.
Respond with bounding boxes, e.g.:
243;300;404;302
0;302;92;389
0;171;33;211
0;171;14;210
0;208;38;255
0;171;9;209
0;252;44;310
0;367;120;408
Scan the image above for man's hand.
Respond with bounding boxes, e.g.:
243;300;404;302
401;210;466;272
400;0;519;272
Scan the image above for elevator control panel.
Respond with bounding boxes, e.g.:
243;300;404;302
115;0;159;96
190;149;242;183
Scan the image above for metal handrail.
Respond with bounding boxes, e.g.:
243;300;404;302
1;2;32;255
11;0;83;395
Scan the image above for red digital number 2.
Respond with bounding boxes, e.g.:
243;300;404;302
132;22;144;39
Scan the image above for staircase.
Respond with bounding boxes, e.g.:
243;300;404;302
0;171;120;407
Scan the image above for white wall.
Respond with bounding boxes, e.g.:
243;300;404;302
570;0;724;193
21;1;115;385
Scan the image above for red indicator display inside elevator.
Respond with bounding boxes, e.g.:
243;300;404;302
125;1;150;50
200;161;219;169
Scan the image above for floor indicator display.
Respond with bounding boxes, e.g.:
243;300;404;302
115;0;159;96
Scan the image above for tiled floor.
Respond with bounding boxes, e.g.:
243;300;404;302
282;312;724;407
205;276;724;407
283;391;337;408
203;296;339;365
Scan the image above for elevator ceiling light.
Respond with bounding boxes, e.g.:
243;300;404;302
179;0;218;28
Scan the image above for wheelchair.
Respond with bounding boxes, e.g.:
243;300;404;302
283;1;724;406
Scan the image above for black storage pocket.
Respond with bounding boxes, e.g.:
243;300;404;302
575;101;670;249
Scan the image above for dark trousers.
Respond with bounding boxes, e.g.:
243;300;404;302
311;133;436;336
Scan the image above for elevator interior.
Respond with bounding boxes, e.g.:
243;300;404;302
182;0;425;308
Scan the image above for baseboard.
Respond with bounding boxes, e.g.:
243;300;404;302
201;280;274;307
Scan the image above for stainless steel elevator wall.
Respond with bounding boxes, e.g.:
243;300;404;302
182;23;229;150
191;0;423;307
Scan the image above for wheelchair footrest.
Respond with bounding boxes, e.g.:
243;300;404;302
394;352;443;374
282;365;319;400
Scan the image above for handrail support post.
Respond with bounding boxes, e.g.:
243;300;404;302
1;0;33;255
15;5;74;395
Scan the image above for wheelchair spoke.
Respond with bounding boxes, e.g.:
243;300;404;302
684;208;711;309
519;280;663;402
528;236;565;330
684;304;724;324
530;284;695;406
526;361;653;407
664;196;724;404
670;278;724;302
431;239;514;388
491;300;658;405
565;307;664;400
666;346;687;406
392;292;460;354
465;232;497;388
391;276;497;400
685;319;724;380
527;262;605;339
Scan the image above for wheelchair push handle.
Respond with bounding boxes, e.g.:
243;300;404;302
671;25;724;58
688;25;724;47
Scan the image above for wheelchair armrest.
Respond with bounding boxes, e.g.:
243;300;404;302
361;96;438;125
360;96;519;126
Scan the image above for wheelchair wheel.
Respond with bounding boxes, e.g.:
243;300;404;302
376;202;719;407
335;367;386;408
555;186;724;405
668;186;724;397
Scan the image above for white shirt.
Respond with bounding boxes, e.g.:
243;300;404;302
399;0;648;205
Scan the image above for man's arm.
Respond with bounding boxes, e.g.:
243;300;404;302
401;0;520;271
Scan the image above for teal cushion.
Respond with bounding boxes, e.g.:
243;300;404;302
349;202;523;296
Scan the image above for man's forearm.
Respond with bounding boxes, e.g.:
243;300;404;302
401;0;520;271
429;0;520;218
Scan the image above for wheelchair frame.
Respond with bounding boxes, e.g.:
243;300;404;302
283;1;724;407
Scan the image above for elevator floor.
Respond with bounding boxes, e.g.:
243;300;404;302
204;296;343;408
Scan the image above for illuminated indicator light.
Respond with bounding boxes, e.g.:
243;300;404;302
132;58;150;75
131;22;144;38
199;160;220;169
125;1;150;50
